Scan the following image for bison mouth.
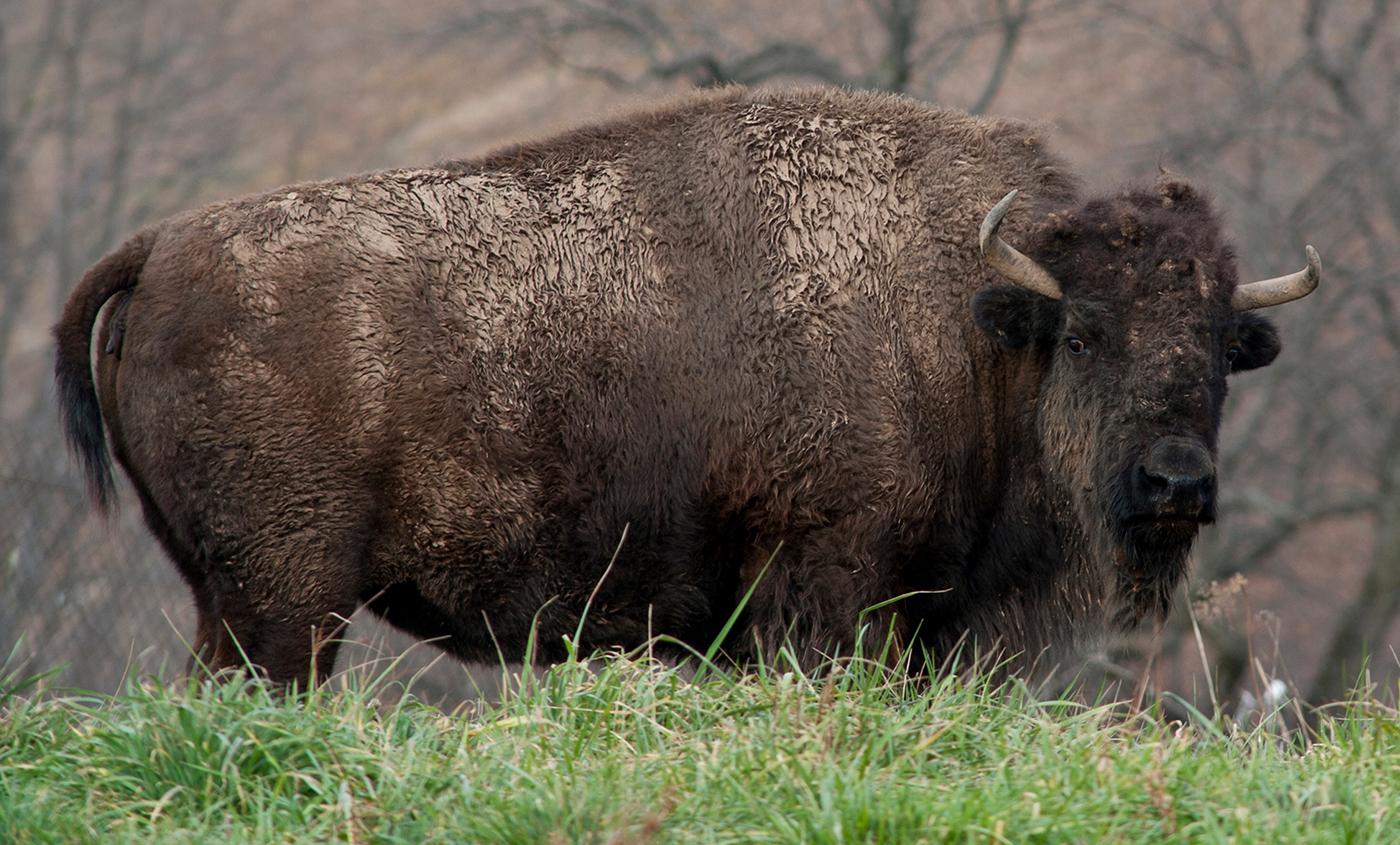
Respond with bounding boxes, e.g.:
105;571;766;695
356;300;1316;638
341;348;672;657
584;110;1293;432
1113;511;1205;571
1120;511;1213;537
1113;494;1212;572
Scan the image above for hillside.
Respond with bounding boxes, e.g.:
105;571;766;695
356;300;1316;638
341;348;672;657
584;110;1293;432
3;653;1398;843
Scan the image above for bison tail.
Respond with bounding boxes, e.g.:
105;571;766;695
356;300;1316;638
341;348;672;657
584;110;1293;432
52;228;156;512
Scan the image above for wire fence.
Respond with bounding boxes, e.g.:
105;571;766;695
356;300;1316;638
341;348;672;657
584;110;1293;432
0;393;488;703
1;401;187;690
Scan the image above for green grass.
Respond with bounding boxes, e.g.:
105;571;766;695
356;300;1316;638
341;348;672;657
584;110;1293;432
2;647;1399;844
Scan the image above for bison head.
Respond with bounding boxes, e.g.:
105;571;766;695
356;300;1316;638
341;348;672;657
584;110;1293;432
971;179;1319;625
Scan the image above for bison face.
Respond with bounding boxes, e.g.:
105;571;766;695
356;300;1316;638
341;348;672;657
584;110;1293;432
972;179;1314;624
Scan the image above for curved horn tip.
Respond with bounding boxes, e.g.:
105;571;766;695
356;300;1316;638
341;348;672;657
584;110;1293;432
1293;244;1322;297
979;190;1020;255
1305;245;1321;279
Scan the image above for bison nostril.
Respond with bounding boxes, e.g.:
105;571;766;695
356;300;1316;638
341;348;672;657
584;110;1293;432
1166;472;1209;492
1139;464;1170;490
1174;476;1211;500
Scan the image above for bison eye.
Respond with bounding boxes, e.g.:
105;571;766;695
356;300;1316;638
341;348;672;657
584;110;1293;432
1225;345;1241;364
1066;336;1088;357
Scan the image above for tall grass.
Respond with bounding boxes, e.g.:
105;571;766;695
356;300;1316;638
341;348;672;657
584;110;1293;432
3;637;1399;844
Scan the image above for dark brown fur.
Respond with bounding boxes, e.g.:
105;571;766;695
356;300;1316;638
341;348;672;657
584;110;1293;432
55;87;1284;683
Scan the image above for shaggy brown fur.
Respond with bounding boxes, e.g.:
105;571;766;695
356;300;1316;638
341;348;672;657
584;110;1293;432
55;86;1289;683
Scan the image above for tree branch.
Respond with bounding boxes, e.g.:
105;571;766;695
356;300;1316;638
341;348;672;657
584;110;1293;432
968;0;1030;114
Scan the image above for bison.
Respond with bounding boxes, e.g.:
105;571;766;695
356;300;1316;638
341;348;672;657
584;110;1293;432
55;87;1319;684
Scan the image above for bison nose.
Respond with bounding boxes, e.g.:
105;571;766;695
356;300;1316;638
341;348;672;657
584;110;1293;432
1137;437;1216;519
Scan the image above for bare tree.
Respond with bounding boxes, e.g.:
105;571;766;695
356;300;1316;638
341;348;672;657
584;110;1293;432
1107;0;1399;706
0;0;307;685
436;0;1076;113
7;0;1392;704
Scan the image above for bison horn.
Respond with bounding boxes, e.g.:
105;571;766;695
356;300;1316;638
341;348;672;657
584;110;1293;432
1231;245;1321;311
979;190;1063;300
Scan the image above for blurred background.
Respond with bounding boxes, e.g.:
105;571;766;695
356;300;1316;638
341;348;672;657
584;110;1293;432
2;0;1397;712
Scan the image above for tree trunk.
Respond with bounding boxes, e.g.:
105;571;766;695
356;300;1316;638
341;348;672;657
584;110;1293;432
1308;446;1400;704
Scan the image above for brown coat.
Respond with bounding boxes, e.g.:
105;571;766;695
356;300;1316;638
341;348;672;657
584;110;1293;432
55;86;1222;683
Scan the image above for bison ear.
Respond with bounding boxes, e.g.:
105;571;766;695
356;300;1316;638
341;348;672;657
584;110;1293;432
1231;312;1281;372
972;285;1058;349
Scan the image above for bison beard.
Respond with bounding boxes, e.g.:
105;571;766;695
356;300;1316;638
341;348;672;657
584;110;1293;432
54;86;1317;685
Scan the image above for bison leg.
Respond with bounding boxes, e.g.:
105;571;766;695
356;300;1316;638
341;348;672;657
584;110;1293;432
743;526;898;668
189;598;350;682
191;588;357;686
187;536;361;687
